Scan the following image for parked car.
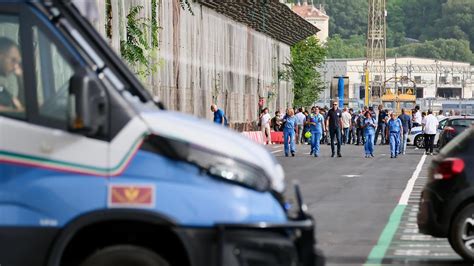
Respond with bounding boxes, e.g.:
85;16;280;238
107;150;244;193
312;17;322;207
408;118;448;148
418;126;474;261
437;116;474;149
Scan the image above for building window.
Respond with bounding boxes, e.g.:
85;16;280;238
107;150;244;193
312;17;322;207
414;76;421;84
453;76;460;85
416;87;424;98
439;76;447;84
374;75;381;81
437;88;462;98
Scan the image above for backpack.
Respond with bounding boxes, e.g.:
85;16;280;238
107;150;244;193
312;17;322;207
358;114;365;128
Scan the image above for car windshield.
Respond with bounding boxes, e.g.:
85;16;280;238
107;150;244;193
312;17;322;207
451;119;474;127
441;126;473;155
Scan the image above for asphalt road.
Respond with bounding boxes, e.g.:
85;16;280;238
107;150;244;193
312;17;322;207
268;141;468;266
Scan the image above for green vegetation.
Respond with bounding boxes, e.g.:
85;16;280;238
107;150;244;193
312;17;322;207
314;0;474;63
285;36;327;107
120;5;158;80
388;39;474;63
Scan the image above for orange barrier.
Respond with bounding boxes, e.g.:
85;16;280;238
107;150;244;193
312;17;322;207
271;132;284;144
241;131;265;145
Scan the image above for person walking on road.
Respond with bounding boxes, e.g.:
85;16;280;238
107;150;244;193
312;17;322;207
363;111;376;158
374;105;387;145
413;105;422;127
356;109;366;145
437;109;446;121
349;108;357;144
308;107;325;157
398;108;412;155
341;107;351;145
260;108;272;145
283;108;297;157
295;108;306;144
211;104;226;126
271;111;283;132
422;110;439;155
325;101;343;157
387;112;403;158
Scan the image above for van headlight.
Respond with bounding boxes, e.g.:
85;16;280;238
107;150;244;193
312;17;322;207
208;162;271;192
187;147;271;192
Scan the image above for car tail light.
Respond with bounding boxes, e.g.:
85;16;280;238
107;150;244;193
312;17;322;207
444;126;456;134
433;158;465;180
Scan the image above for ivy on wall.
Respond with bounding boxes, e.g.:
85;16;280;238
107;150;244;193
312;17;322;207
120;5;158;80
106;0;193;81
179;0;194;15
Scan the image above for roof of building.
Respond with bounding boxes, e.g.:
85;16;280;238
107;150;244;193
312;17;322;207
196;0;319;46
292;2;329;19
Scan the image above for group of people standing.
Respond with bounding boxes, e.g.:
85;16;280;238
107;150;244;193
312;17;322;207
212;102;439;158
263;103;417;159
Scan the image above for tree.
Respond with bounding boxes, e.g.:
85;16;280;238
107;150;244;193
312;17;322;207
435;0;474;51
325;35;365;58
388;39;474;64
285;36;327;107
324;0;368;38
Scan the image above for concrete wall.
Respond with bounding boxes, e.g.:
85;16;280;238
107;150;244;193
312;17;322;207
92;0;294;130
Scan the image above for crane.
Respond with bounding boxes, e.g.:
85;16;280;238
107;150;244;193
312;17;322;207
365;0;387;106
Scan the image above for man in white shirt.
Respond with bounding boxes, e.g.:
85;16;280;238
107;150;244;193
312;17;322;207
413;105;422;127
422;110;439;155
260;108;272;145
295;108;306;144
341;107;352;145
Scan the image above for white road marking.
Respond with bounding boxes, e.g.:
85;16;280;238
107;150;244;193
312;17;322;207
342;174;361;178
399;154;427;205
271;149;283;154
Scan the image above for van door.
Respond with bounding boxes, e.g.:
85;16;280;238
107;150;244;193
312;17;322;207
0;4;110;226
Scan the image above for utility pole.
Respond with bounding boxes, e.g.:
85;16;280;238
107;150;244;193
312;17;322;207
394;55;398;93
366;0;387;102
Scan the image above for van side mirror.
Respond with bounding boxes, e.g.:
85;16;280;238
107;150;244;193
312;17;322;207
68;72;108;136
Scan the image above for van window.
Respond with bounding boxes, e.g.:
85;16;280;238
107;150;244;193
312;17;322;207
33;26;75;122
0;14;25;119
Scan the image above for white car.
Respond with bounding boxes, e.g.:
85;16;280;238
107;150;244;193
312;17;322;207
408;118;448;148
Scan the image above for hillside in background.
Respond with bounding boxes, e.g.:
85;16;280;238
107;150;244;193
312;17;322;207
291;0;474;63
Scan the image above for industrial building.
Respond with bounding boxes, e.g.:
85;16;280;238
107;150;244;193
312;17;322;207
320;57;474;110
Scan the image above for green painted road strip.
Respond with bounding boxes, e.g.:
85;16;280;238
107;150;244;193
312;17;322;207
364;154;427;265
364;204;407;266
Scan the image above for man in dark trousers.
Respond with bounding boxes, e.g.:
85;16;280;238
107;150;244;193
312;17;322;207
325;101;343;157
374;105;387;145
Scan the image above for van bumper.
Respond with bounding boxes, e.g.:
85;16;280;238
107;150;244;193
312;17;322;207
176;216;324;266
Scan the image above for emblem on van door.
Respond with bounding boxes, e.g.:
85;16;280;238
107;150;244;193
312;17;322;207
108;184;155;208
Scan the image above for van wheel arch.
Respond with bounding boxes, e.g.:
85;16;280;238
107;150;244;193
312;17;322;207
47;210;190;266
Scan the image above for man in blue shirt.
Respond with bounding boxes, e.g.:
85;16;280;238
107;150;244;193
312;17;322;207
283;108;298;157
398;108;412;155
211;104;225;126
387;112;403;158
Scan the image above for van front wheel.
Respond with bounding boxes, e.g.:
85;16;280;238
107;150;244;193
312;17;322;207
79;245;170;266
